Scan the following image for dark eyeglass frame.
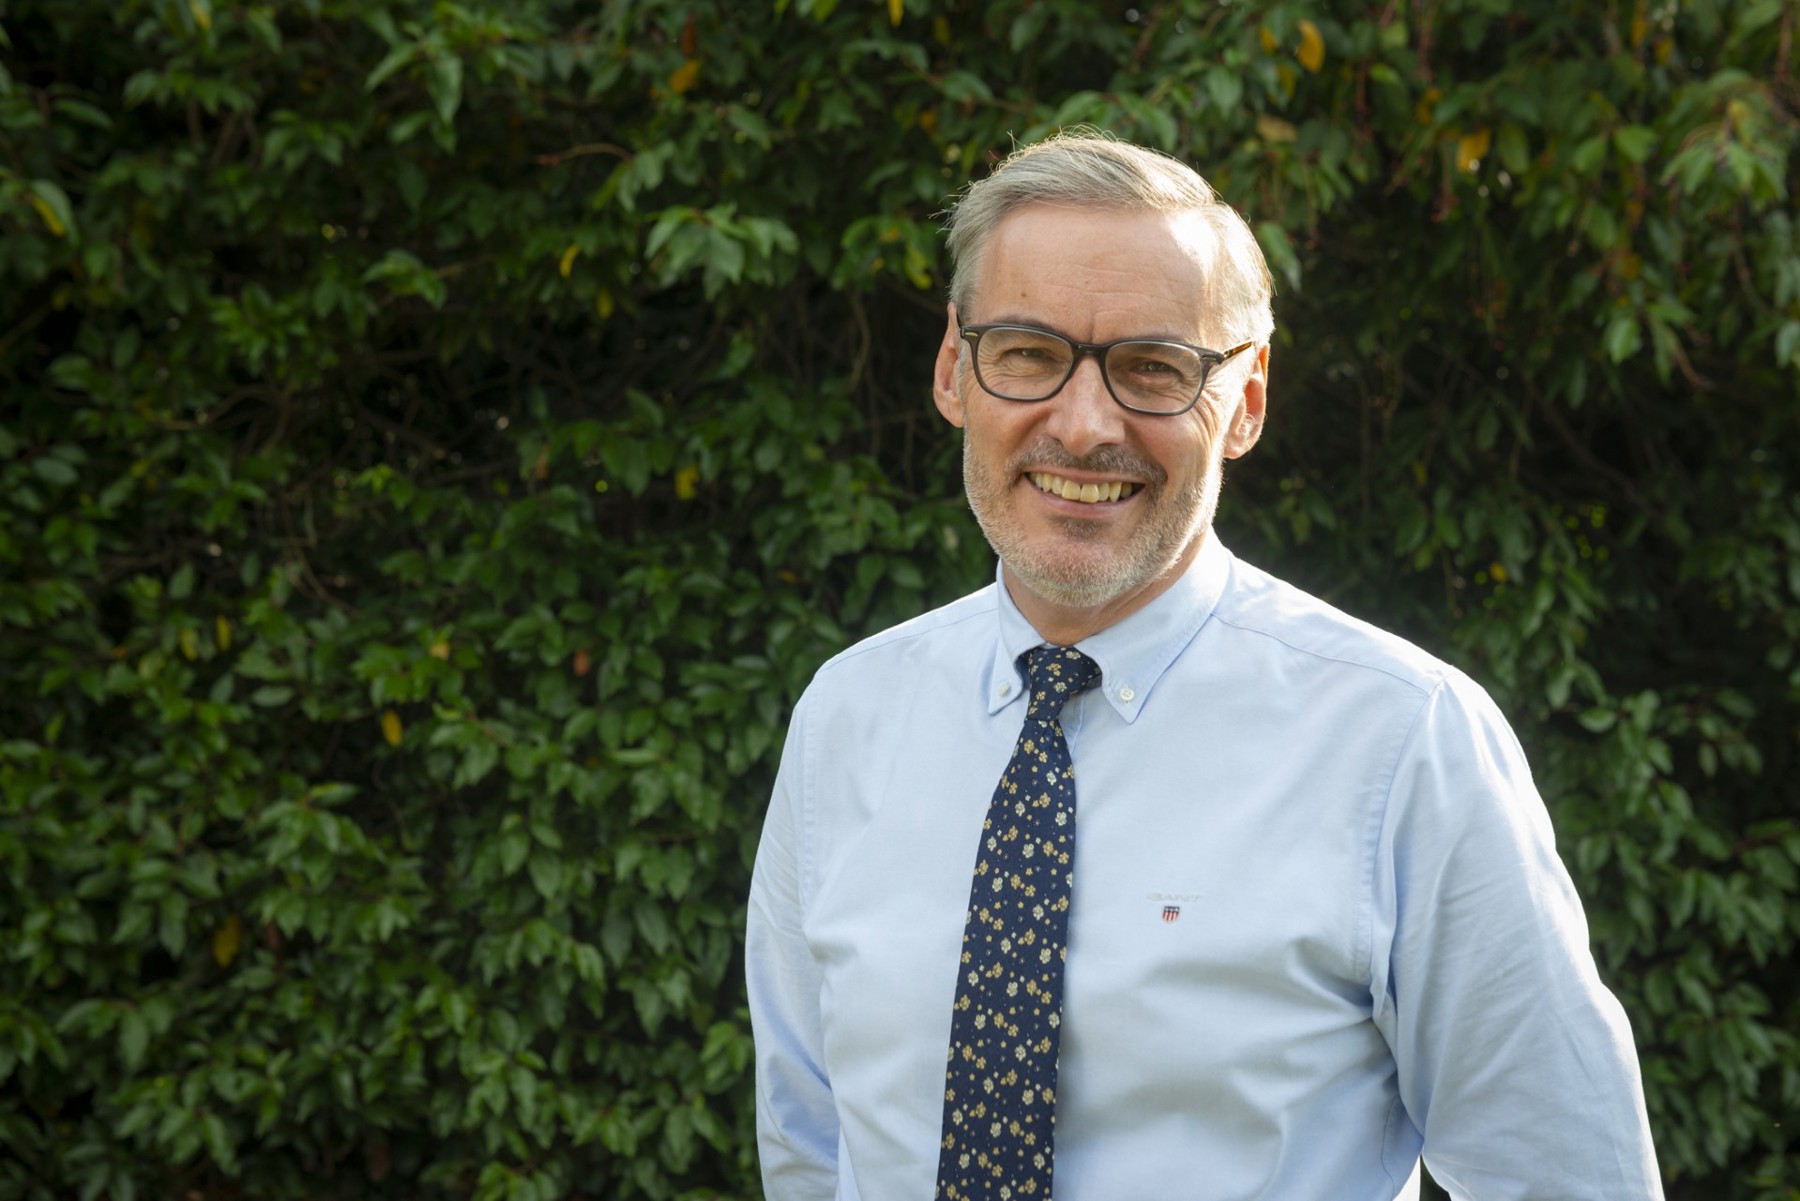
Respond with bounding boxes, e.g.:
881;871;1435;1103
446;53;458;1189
959;323;1255;417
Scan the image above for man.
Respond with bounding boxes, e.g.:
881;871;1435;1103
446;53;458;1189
746;133;1662;1200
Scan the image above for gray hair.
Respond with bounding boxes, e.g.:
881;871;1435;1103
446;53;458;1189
943;131;1275;347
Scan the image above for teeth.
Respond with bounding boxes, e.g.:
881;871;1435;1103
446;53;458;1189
1031;473;1135;504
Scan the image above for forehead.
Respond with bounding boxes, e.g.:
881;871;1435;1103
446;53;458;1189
970;204;1218;343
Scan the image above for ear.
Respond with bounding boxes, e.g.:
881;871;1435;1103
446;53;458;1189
1221;343;1269;460
932;304;966;429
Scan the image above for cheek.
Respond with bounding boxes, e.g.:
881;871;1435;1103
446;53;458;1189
965;396;1041;459
1150;414;1222;476
1184;398;1231;443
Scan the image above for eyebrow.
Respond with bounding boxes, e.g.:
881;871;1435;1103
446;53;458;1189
977;315;1213;348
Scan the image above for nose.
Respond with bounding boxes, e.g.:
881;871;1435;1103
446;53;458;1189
1043;353;1126;456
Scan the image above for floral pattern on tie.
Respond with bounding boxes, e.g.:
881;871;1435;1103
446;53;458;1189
936;645;1101;1201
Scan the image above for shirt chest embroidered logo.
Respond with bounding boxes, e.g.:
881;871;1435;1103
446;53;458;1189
1162;905;1181;923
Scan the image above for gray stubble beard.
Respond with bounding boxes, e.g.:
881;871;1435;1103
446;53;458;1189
961;434;1223;613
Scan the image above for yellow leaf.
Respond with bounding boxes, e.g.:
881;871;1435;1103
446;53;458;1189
1456;127;1492;173
559;244;580;279
25;194;65;238
596;290;615;319
1489;561;1509;583
933;15;950;44
429;639;451;660
674;466;700;500
213;913;242;967
179;628;199;660
189;0;212;32
888;0;904;27
1256;114;1298;143
381;709;403;746
1258;26;1278;53
668;58;701;94
215;615;232;652
1415;86;1442;126
1296;19;1325;72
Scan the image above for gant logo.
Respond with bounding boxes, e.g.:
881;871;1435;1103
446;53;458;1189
1161;905;1181;923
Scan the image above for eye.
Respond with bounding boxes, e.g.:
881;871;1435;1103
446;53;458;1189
982;330;1069;372
1112;344;1202;390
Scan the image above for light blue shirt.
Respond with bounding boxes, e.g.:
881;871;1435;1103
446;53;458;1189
747;536;1662;1200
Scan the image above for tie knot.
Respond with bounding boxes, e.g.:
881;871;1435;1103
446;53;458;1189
1020;646;1101;721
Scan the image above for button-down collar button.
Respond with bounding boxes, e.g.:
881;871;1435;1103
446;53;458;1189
1000;682;1013;697
1118;685;1136;703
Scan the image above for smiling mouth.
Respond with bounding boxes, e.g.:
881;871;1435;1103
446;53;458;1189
1029;471;1139;504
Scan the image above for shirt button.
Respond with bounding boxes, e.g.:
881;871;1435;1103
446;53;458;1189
1000;683;1012;697
1119;686;1136;703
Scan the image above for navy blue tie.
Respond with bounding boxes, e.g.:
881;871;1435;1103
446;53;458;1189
936;645;1101;1200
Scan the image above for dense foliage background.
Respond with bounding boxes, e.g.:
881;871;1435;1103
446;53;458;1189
2;0;1795;1197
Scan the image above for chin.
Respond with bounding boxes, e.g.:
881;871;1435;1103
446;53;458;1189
1000;543;1167;611
1009;570;1126;611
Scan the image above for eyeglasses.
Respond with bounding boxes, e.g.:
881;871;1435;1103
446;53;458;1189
959;324;1254;416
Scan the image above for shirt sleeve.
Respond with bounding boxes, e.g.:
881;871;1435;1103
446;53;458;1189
746;693;840;1200
1370;676;1665;1200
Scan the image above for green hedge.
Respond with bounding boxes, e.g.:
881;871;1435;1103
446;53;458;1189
2;1;1795;1198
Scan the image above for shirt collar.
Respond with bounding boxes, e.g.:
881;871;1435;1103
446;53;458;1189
986;533;1233;723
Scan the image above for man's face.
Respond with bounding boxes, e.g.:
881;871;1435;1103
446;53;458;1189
932;204;1267;629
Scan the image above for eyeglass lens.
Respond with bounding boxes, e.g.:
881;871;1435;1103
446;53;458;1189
973;327;1207;413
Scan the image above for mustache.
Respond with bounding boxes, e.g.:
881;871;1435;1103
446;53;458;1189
1005;441;1166;486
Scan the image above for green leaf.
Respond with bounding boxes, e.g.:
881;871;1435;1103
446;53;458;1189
118;1009;148;1071
1602;313;1642;363
1496;123;1530;174
1570;135;1607;174
1613;125;1656;164
1577;707;1616;733
28;180;77;239
498;825;529;876
1255;221;1301;292
428;54;463;126
31;455;77;486
1204;67;1242;114
365;44;415;92
1775;320;1800;368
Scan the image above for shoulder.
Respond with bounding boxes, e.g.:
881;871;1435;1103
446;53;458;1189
1211;552;1466;701
805;583;998;690
1212;554;1539;829
783;583;1000;767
